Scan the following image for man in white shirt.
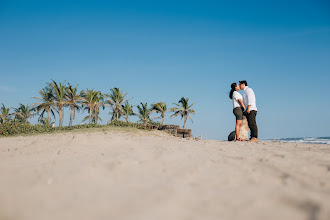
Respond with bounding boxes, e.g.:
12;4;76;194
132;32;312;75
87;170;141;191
239;80;258;142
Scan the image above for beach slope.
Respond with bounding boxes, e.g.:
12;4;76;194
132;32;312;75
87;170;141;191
0;130;329;220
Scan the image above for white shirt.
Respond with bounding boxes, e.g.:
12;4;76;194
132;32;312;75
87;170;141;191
232;91;243;109
243;86;257;111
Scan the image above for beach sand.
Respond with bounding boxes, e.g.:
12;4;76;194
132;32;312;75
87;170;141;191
0;129;329;220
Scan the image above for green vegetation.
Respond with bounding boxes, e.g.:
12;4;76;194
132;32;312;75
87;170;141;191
0;80;197;137
0;121;151;137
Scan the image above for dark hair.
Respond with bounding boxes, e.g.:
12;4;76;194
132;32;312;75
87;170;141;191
229;83;237;99
239;80;248;86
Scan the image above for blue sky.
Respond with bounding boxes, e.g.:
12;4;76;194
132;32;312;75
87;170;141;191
0;0;329;140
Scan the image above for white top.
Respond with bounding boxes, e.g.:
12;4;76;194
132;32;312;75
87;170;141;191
232;91;243;109
243;86;257;111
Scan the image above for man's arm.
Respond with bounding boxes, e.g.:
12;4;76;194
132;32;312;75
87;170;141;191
246;89;255;114
238;99;246;111
246;105;251;114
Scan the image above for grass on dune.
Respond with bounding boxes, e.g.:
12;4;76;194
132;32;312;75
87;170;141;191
0;122;172;138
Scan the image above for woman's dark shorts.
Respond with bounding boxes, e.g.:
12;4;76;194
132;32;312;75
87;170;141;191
233;107;244;120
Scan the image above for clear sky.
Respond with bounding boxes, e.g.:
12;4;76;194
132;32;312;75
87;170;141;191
1;0;330;140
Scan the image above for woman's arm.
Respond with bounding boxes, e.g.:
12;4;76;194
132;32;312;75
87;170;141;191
238;99;246;111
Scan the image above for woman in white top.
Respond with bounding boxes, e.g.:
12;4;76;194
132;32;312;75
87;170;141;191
229;83;246;141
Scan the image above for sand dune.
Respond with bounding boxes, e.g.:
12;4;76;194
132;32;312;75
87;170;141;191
0;129;329;220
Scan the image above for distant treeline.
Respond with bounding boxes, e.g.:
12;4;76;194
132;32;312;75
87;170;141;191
0;80;196;129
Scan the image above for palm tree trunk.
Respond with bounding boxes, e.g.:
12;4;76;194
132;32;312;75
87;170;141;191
183;117;187;129
47;110;50;122
162;116;164;125
95;110;98;125
126;115;128;122
59;109;62;127
89;107;92;124
70;108;74;126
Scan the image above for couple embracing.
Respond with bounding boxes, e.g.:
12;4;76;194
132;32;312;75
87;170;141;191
229;80;258;142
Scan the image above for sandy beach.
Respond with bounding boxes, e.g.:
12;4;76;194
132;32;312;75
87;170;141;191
0;129;329;220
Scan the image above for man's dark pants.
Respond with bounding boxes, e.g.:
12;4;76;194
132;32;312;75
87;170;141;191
245;110;258;139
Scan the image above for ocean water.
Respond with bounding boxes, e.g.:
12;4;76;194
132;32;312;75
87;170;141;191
264;137;330;145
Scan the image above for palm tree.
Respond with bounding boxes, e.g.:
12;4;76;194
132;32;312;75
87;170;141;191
0;103;12;124
135;103;152;126
82;109;102;124
14;104;35;123
151;102;168;125
109;108;123;122
105;87;132;122
38;117;54;126
93;91;105;125
33;88;56;123
170;97;196;129
47;80;68;127
66;84;82;126
121;101;134;122
81;89;99;124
